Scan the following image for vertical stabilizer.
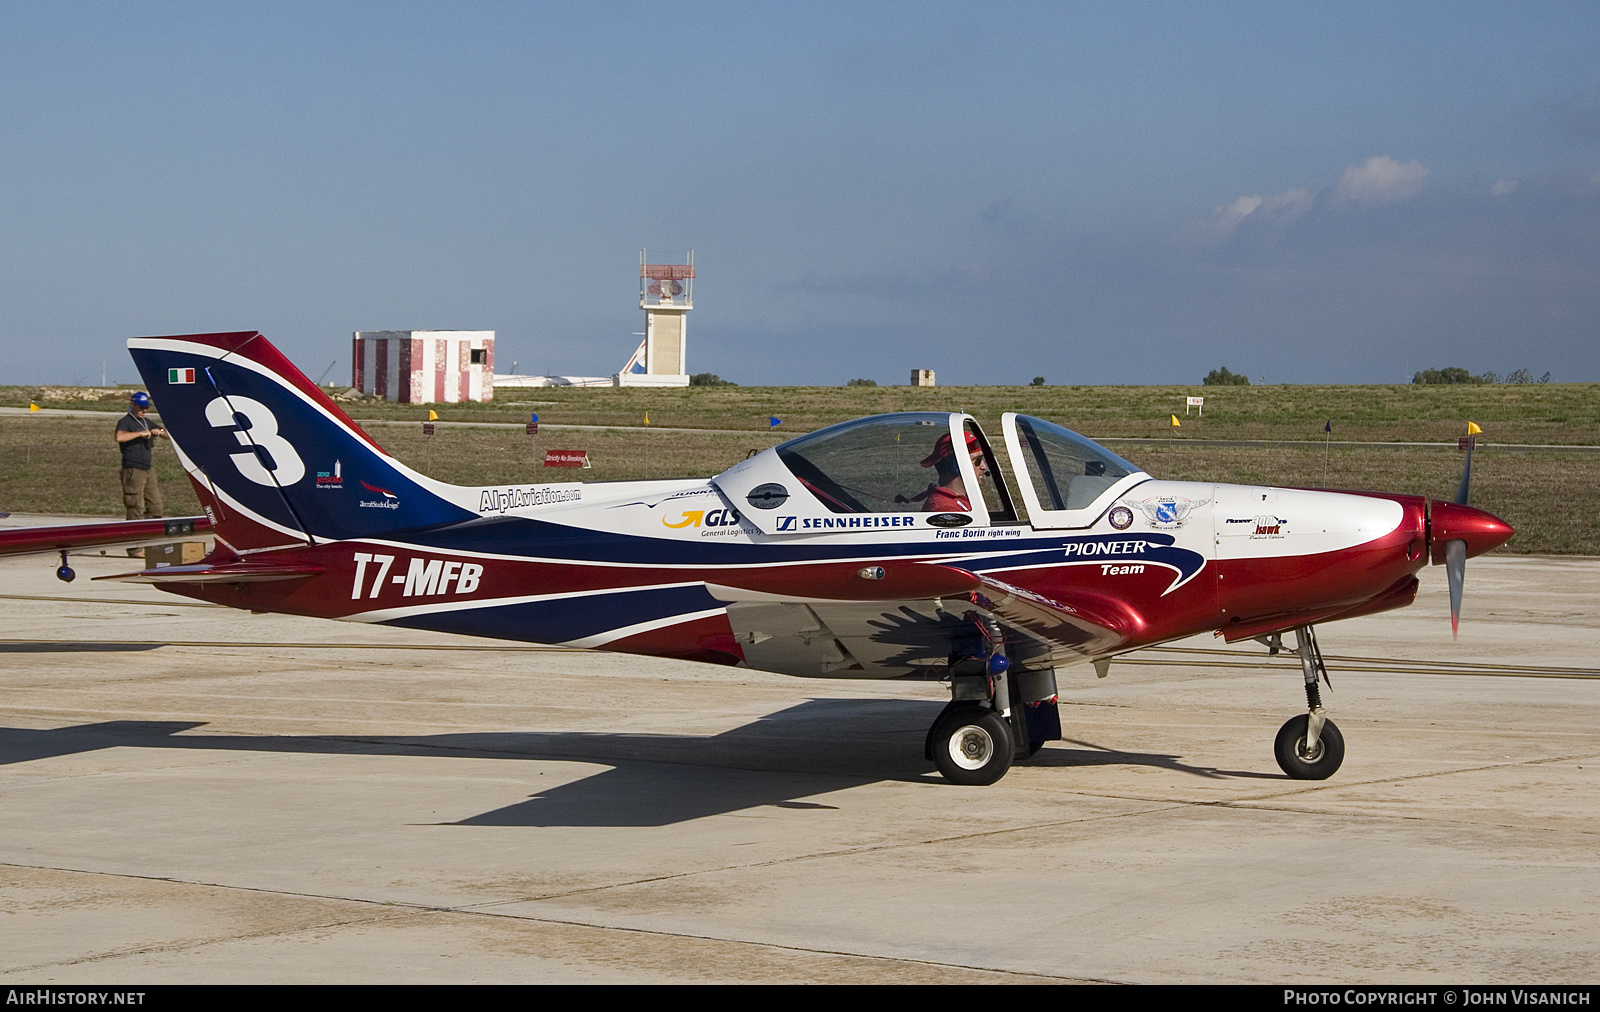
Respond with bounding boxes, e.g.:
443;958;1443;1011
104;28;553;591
129;332;475;552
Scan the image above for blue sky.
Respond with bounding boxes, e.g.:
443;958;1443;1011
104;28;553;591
3;1;1597;386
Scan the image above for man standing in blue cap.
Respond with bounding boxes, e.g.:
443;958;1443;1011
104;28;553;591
115;391;166;520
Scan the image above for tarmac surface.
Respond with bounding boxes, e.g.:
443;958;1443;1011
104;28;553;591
0;517;1596;983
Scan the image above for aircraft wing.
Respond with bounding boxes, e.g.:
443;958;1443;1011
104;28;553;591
706;561;981;603
704;563;1138;677
706;562;978;676
0;516;211;558
968;574;1145;668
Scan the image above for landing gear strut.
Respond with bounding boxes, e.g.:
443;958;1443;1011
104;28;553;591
1274;624;1344;779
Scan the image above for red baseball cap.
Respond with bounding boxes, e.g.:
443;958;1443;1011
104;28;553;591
920;431;982;467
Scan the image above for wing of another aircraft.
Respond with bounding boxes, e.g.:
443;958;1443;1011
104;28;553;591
0;516;211;559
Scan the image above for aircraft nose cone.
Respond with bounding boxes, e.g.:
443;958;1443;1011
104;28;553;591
1429;500;1514;563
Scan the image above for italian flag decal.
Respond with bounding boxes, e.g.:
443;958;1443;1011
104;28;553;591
168;368;195;384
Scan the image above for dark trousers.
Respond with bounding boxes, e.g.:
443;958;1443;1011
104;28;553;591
121;467;164;520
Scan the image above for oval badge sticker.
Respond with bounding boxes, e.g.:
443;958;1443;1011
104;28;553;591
746;483;790;510
925;512;972;528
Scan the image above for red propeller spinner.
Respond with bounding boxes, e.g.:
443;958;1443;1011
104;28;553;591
1428;499;1514;566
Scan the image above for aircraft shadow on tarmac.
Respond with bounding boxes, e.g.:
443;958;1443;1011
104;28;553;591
0;700;1280;826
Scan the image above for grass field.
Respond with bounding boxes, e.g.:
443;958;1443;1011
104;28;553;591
7;381;1600;444
3;400;1593;554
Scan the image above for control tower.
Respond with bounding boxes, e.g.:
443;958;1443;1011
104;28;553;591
616;249;693;387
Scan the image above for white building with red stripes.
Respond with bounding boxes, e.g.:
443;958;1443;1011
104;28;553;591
352;330;495;403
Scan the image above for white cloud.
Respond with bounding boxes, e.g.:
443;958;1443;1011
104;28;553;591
1220;194;1264;221
1491;179;1517;196
1260;188;1313;216
1187;188;1310;240
1331;155;1429;204
1186;156;1424;244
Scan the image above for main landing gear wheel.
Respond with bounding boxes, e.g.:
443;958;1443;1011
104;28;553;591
931;706;1013;786
1274;714;1345;780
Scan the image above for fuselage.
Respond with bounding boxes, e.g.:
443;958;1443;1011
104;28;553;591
116;333;1509;682
164;474;1435;676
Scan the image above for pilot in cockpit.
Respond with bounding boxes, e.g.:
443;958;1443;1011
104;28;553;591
907;431;986;512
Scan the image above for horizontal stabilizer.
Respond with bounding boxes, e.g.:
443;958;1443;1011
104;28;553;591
94;561;324;584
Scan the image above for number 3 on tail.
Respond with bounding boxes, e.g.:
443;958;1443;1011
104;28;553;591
204;396;307;487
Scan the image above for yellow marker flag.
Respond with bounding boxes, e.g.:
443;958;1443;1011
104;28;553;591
427;409;439;421
643;412;650;426
1169;414;1181;427
28;402;41;412
1466;421;1482;435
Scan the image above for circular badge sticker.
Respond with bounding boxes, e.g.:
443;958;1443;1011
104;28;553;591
1108;505;1134;530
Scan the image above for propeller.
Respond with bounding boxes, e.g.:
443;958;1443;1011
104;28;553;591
1445;538;1466;636
1447;421;1477;635
1454;422;1477;507
1430;422;1511;637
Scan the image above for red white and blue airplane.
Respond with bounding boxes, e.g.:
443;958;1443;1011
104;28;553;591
1;332;1514;785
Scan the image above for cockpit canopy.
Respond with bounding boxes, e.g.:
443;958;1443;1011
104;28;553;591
713;411;1149;535
776;412;1015;521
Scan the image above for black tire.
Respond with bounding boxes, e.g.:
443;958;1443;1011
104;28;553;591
931;706;1013;786
1274;714;1345;780
924;700;963;760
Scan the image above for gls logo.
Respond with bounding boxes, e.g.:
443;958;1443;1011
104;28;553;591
204;396;306;487
662;508;742;529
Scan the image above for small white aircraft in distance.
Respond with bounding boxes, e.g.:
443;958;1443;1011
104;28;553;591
0;332;1512;786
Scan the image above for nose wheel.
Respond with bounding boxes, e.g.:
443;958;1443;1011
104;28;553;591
1274;624;1344;780
1274;713;1344;779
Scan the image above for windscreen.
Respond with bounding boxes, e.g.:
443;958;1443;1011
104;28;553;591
1013;415;1142;511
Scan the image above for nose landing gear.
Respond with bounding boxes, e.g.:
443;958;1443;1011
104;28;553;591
1274;624;1344;779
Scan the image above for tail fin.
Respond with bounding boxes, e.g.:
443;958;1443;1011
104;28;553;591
129;332;475;552
620;337;647;375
